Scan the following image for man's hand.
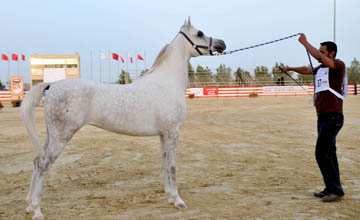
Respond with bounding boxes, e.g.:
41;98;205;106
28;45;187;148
280;66;290;73
298;33;335;69
298;34;307;45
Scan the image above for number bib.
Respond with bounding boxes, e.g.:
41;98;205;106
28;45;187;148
315;67;347;100
315;67;330;93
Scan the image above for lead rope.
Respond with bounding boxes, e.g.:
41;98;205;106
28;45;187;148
213;33;303;55
306;50;316;106
213;33;316;103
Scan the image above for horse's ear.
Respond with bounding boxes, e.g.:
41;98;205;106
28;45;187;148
183;16;191;31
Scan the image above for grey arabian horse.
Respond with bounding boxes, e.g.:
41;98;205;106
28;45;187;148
21;17;226;219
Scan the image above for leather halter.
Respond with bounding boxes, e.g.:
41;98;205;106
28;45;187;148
179;31;213;56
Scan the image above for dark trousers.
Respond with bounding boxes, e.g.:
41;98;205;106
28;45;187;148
316;113;344;196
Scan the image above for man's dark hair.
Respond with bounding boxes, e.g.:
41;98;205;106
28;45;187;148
320;41;337;58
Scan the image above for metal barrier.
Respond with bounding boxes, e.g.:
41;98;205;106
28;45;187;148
186;84;359;98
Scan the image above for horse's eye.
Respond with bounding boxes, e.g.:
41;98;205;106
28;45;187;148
197;31;204;37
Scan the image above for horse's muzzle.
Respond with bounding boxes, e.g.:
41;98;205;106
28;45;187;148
214;40;226;53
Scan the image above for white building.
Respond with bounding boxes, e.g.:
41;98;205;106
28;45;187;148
29;53;80;87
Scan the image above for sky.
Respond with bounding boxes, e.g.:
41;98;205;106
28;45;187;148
0;0;359;83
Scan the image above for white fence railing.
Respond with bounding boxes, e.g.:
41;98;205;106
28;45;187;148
0;84;358;101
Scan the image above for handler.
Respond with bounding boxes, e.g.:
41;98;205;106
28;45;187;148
282;34;347;202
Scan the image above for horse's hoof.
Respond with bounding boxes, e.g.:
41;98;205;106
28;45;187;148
31;208;44;220
32;214;45;220
175;201;187;209
168;195;187;209
174;197;187;209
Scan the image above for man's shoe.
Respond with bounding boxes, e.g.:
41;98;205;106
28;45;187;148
313;191;326;198
321;194;343;202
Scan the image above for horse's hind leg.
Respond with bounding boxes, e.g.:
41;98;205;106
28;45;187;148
26;168;37;205
26;164;41;214
26;128;50;207
161;130;187;209
26;139;67;220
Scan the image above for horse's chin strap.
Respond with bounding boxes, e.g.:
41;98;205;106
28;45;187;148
179;31;213;56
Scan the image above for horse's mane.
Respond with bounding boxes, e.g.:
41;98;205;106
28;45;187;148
143;44;169;75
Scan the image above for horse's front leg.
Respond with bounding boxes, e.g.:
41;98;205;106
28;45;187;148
161;130;187;209
160;135;170;194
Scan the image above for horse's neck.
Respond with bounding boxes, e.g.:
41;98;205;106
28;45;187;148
156;35;190;91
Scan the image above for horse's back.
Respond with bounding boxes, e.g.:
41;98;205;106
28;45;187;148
46;79;95;105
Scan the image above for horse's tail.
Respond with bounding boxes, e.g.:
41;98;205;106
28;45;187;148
21;82;51;157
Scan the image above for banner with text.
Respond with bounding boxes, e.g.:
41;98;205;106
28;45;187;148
203;87;219;96
10;76;24;100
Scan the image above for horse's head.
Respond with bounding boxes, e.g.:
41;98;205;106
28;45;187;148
179;17;226;57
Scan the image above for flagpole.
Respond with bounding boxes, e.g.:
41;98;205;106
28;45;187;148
144;50;147;71
17;52;20;76
8;52;10;87
117;50;120;82
108;50;111;83
90;51;93;81
126;50;129;84
333;0;336;43
136;51;138;80
99;50;102;83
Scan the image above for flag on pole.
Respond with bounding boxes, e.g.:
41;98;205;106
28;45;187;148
1;54;9;61
12;54;18;61
21;54;25;61
112;53;119;61
120;56;125;63
137;54;144;60
100;52;106;60
128;53;133;63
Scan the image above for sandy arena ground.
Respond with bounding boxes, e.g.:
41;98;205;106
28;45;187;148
0;96;359;220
